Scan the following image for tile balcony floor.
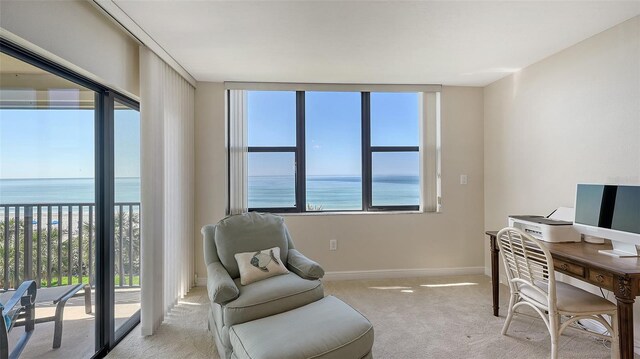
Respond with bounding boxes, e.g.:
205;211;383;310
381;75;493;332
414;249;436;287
6;288;140;359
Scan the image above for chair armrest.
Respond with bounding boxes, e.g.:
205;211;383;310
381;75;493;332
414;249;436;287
2;281;36;332
3;281;36;315
207;262;239;304
287;249;325;280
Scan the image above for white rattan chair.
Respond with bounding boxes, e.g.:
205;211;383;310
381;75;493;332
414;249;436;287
497;227;619;359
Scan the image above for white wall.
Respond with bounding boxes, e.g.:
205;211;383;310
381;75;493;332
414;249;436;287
194;82;227;280
484;15;640;346
0;0;139;97
194;85;485;280
484;15;640;256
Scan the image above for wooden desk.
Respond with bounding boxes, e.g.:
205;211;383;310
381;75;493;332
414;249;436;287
487;230;640;359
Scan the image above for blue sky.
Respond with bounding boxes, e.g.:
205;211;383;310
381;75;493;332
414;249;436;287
248;91;420;177
1;90;417;179
0;108;140;179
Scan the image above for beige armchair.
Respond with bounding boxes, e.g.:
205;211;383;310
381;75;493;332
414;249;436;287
202;212;325;359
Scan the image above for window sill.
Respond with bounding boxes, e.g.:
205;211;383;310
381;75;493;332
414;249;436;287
279;210;431;216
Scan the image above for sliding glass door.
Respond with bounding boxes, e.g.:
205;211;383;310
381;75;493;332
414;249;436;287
0;41;141;358
113;99;140;338
0;51;97;358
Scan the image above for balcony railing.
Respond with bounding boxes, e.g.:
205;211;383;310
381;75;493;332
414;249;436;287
0;203;140;291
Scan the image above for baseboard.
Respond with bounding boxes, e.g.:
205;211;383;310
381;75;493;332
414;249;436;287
195;267;485;285
485;265;509;285
322;266;485;281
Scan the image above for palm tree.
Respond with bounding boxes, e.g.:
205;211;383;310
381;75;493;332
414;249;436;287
0;206;140;289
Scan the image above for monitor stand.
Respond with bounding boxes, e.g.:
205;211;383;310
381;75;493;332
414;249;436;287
598;240;640;258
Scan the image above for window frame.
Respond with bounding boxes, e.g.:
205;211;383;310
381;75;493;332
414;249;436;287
235;85;437;214
247;91;304;213
362;92;420;212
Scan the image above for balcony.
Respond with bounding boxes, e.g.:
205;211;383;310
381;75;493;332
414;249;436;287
1;202;140;358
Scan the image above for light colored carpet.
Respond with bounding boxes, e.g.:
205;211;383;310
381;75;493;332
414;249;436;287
108;275;628;359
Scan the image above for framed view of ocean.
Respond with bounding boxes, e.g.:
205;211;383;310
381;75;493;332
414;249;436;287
242;88;423;213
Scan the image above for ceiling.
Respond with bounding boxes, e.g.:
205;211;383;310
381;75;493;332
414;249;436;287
114;1;640;86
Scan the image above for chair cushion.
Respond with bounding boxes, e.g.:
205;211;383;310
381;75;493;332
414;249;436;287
215;213;289;279
229;296;374;359
235;247;290;285
221;272;323;327
520;281;617;313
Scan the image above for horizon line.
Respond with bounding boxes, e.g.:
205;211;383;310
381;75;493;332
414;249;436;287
249;174;419;177
0;176;140;181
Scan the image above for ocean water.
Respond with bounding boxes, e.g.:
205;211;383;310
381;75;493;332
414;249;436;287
0;176;419;210
249;175;419;210
0;177;140;205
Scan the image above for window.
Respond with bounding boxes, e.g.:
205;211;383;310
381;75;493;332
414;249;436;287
306;92;362;211
240;87;435;213
368;92;420;209
247;91;298;210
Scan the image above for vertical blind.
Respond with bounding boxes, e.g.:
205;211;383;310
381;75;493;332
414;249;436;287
140;46;195;335
228;90;249;214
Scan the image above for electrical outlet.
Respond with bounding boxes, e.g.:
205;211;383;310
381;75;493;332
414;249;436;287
460;174;468;185
329;239;337;251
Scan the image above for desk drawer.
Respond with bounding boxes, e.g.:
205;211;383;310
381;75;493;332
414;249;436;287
554;259;585;277
588;269;614;290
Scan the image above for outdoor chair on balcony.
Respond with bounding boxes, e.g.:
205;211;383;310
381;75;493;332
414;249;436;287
34;284;92;349
1;280;37;359
0;284;91;350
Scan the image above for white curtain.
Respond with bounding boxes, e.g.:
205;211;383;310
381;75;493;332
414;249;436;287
140;46;195;335
228;90;248;214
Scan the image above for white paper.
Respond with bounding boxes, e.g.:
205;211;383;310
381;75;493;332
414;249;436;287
548;207;575;222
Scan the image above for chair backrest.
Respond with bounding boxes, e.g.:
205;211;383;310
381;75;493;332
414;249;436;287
202;212;295;279
496;227;557;308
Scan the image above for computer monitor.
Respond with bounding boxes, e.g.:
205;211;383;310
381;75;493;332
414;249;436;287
574;184;640;257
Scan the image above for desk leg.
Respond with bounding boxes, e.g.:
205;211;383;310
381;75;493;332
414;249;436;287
615;277;635;359
615;297;634;359
490;235;499;317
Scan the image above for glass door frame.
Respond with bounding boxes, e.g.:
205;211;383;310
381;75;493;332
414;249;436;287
111;94;140;341
1;38;140;358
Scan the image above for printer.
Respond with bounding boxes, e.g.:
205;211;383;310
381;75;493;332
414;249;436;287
508;207;581;243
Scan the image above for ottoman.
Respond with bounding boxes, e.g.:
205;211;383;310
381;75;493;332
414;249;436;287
229;295;374;359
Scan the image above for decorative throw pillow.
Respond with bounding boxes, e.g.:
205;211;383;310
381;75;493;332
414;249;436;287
234;247;289;285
